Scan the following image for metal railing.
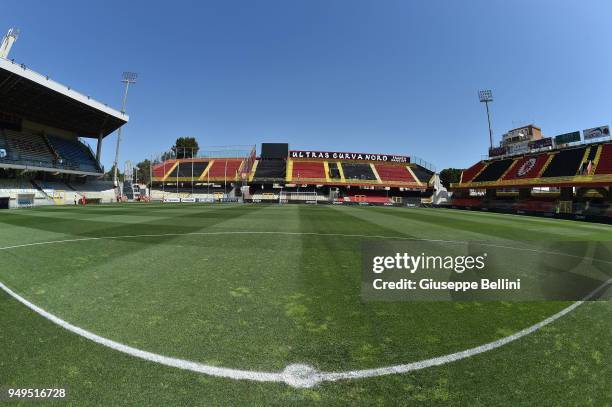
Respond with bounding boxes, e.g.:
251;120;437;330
410;156;436;172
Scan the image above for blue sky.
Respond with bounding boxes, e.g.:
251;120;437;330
3;0;612;170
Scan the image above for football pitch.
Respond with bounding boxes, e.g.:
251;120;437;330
1;203;610;406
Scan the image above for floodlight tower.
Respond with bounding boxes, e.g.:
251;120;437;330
0;28;19;59
113;71;138;187
478;89;494;149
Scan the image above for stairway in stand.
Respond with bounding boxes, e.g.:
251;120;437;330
123;181;135;200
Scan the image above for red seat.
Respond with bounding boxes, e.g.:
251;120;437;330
595;143;612;174
502;154;548;180
461;161;485;183
292;161;325;180
207;159;243;179
152;160;176;177
374;164;416;182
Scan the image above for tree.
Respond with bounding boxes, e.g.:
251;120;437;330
172;137;199;158
135;159;152;186
104;164;123;182
439;168;463;189
160;150;175;162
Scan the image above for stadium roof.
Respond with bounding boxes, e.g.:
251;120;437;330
0;57;128;138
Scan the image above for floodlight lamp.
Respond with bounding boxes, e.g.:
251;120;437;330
479;90;493;103
122;71;138;82
8;28;19;39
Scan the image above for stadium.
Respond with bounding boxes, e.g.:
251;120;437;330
1;18;611;407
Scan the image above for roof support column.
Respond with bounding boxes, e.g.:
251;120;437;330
96;131;103;162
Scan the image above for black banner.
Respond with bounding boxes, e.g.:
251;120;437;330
290;150;409;163
488;146;507;157
528;137;553;149
554;131;581;145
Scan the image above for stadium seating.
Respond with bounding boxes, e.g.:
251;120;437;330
150;156;434;189
502;154;548;180
461;161;485;183
253;159;286;180
472;159;514;182
341;163;377;180
328;163;341;179
594;143;612;174
374;164;416;183
152;160;176;178
47;135;100;173
541;147;586;177
151;158;245;180
410;165;435;183
292;161;325;181
457;142;612;189
167;161;208;178
3;130;55;166
207;159;243;179
0;129;102;174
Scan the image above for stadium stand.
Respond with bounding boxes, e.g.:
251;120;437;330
451;140;612;222
292;161;326;181
455;142;612;188
341;163;377;181
460;161;485;183
541;147;586;178
152;160;176;178
207;159;243;179
410;165;435;183
3;130;55;166
167;161;209;178
594;143;612;174
149;148;436;206
0;129;104;174
472;158;515;182
47;135;100;173
150;158;244;181
374;164;416;183
328;163;341;180
0;28;135;207
253;159;286;180
502;154;548;180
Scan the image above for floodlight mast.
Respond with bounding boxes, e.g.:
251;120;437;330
0;28;19;59
478;90;494;150
113;72;138;188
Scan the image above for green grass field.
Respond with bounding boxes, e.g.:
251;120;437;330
1;204;611;406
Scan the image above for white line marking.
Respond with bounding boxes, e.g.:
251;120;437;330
1;231;611;388
2;231;610;265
